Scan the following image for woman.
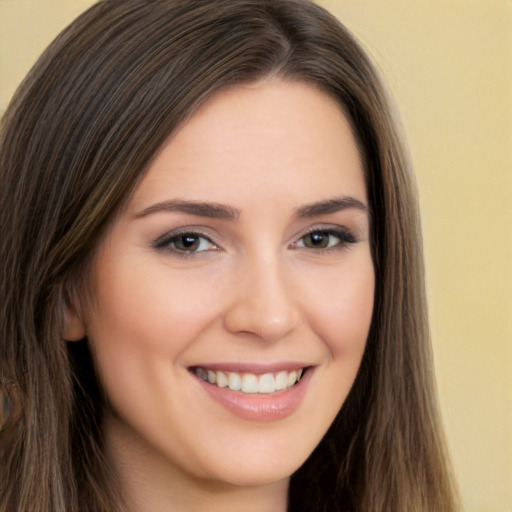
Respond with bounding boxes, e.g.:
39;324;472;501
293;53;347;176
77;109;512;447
0;0;460;511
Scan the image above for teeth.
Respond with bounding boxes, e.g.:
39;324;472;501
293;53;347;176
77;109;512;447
196;367;208;382
241;373;258;393
216;371;228;388
228;372;241;391
193;367;304;394
275;371;288;390
287;370;297;387
258;373;275;393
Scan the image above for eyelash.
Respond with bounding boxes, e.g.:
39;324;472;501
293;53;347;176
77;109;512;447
152;229;218;256
152;226;357;257
293;227;357;253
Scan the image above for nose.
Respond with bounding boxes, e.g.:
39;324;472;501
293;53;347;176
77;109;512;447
223;254;301;342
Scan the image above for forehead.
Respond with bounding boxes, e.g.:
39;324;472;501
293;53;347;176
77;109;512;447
129;80;366;211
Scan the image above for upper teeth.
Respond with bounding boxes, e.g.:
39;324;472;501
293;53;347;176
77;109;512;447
193;368;304;394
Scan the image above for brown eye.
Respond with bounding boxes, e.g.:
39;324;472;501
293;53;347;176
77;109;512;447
173;234;202;251
296;228;356;251
302;231;332;249
153;231;216;254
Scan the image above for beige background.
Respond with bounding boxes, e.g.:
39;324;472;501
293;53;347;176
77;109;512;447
1;1;511;511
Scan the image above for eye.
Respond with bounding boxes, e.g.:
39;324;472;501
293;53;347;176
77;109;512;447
295;228;356;251
153;231;217;254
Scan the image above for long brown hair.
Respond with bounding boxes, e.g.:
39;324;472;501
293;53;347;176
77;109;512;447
0;1;460;510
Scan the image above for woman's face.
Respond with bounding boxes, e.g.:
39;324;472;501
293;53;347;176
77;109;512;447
72;80;374;491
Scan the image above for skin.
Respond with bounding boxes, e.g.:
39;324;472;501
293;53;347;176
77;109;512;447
66;80;375;512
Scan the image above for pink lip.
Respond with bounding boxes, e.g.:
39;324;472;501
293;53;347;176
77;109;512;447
192;368;311;422
192;361;308;374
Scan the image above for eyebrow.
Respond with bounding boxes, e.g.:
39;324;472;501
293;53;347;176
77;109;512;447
295;196;368;218
134;200;240;220
134;196;368;221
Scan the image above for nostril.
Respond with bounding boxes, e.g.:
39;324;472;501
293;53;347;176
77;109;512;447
223;291;300;342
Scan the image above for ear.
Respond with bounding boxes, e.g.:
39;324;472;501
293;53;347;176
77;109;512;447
62;302;86;341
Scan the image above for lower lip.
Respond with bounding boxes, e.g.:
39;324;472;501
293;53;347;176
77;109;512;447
193;370;311;422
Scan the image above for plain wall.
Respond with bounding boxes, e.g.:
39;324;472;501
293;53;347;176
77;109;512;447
1;1;511;511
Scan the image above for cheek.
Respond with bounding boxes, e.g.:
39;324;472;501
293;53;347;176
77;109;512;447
300;253;375;358
87;255;223;358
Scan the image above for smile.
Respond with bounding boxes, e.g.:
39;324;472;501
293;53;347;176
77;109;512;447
192;367;304;394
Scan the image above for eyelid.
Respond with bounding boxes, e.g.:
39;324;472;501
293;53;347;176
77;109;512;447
152;223;359;256
290;224;357;250
152;227;220;254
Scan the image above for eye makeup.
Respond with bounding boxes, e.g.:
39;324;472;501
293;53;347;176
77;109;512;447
152;228;220;257
151;222;359;259
292;225;357;253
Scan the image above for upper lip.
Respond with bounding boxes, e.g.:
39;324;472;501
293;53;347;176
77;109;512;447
188;362;312;374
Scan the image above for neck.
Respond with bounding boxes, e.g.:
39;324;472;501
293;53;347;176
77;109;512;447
104;415;289;512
